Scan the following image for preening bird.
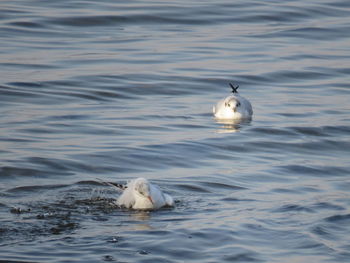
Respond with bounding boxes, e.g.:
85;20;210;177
116;178;174;210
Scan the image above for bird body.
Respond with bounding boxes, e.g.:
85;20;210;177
117;178;174;210
213;83;253;120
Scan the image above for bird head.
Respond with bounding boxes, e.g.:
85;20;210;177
224;97;241;112
134;178;153;204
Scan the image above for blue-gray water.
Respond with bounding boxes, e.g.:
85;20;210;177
1;0;350;262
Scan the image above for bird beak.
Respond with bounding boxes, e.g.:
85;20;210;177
148;196;154;204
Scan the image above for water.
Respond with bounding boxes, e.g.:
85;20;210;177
1;0;350;262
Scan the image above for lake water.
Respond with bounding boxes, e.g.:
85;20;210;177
1;0;350;262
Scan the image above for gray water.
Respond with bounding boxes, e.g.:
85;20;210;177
1;0;350;262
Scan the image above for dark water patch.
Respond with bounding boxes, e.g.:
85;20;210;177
307;66;350;78
53;158;121;175
271;188;301;194
311;226;335;240
311;213;350;253
236;75;271;86
0;84;41;99
277;112;318;118
327;0;350;8
27;157;79;174
0;26;71;39
2;82;68;105
277;165;350;177
0;193;120;244
250;127;298;137
312;202;345;211
238;223;332;255
253;25;350;41
222;252;260;262
221;197;255;202
294;240;326;250
0;166;51;178
48;113;90;121
273;204;314;213
1;62;58;70
9;21;46;29
49;90;112;102
265;69;333;83
295;186;323;193
280;53;345;61
0;136;35;144
72;74;208;98
0;260;37;263
278;125;350;138
302;139;350;153
27;156;124;176
140;114;194;121
21;127;63;134
245;138;350;156
74;180;111;187
290;126;329;137
5;80;133;104
170;123;209;129
200;181;246;191
120;125;171;132
0;7;30;16
75;152;151;174
322;125;350;135
174;184;211;193
6;184;67;194
206;140;254;154
139;142;219;168
298;4;350;18
47;14;212;28
325;214;350;223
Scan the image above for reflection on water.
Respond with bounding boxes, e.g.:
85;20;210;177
129;211;153;230
215;118;252;133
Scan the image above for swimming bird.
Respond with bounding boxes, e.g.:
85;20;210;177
213;83;253;120
116;178;174;210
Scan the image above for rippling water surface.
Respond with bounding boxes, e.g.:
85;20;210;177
1;0;350;262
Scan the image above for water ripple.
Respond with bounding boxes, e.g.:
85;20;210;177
1;0;350;262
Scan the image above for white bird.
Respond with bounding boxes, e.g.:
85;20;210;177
116;178;174;210
213;83;253;120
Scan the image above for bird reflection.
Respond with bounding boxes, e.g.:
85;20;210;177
215;118;251;133
131;210;151;221
130;210;153;230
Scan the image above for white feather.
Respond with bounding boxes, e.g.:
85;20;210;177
117;178;174;210
213;93;253;120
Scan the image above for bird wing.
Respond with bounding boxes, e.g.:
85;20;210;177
150;184;174;208
117;187;135;208
149;184;168;209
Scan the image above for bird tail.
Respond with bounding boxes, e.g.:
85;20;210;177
108;182;128;190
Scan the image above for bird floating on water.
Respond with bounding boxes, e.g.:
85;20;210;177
116;178;174;210
213;83;253;120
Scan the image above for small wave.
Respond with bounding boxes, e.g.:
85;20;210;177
325;214;350;223
46;14;212;28
6;184;67;193
277;164;350;177
273;204;314;213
